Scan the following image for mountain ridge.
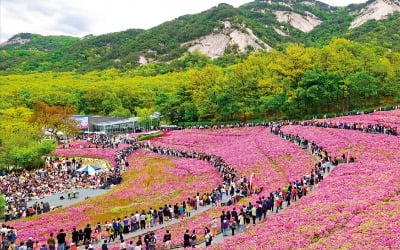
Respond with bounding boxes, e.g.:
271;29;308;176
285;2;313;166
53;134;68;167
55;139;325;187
1;0;400;73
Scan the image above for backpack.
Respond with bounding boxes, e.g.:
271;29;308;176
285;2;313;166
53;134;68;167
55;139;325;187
148;236;156;246
3;238;9;247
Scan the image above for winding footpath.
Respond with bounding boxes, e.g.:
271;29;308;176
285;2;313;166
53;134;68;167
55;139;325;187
184;128;343;249
92;127;344;249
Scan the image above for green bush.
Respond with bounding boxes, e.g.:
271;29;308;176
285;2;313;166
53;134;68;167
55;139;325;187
176;119;266;127
137;131;164;141
0;195;5;219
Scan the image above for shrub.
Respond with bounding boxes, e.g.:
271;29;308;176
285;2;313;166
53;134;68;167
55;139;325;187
0;195;5;219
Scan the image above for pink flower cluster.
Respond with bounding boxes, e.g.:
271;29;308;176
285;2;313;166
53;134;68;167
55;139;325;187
105;150;220;201
8;150;220;244
54;144;130;166
324;109;400;128
10;204;95;243
216;126;400;249
146;127;316;246
56;140;94;149
153;127;315;196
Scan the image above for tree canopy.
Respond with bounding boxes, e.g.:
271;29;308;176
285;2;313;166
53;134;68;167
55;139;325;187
0;39;399;125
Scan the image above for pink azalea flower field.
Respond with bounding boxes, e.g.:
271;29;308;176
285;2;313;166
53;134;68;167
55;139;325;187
216;127;400;249
54;144;131;167
56;140;95;149
153;127;316;194
144;127;316;247
9;110;400;249
323;109;400;128
9;150;220;243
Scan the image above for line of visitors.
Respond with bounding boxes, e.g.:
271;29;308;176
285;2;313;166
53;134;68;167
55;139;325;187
203;123;343;245
1;139;252;248
177;122;268;130
299;120;398;136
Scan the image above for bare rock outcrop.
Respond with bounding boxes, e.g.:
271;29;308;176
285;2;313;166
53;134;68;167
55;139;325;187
274;11;321;32
350;0;400;29
182;21;271;59
0;36;30;47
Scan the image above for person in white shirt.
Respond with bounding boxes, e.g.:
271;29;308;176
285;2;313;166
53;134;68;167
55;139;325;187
119;240;127;250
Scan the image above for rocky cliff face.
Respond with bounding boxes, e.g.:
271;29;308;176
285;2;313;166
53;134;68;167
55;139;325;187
350;0;400;28
182;21;271;59
2;0;400;73
274;10;322;32
0;36;30;47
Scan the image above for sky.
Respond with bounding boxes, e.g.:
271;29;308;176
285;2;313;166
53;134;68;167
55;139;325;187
0;0;368;42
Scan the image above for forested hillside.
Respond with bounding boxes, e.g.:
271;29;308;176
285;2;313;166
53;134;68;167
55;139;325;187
2;0;400;73
2;0;400;168
1;39;399;123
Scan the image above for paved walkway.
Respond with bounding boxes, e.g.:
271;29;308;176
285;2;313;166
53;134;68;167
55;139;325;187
87;195;231;249
28;188;109;208
192;163;338;248
76;130;339;249
89;145;338;250
174;131;341;249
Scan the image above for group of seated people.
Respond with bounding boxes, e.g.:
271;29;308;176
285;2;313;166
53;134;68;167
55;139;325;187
1;144;133;221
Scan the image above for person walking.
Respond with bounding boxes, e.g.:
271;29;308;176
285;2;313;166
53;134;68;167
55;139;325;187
71;228;79;246
47;234;56;250
185;203;191;217
163;230;171;249
190;230;197;247
211;217;218;236
205;231;213;247
222;217;229;236
251;206;257;225
230;217;236;236
140;212;146;230
179;205;185;220
56;229;66;250
183;230;191;248
84;224;92;243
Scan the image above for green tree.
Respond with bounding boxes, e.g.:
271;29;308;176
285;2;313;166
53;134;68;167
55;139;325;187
29;102;79;143
0;107;56;168
297;69;342;115
345;72;380;109
191;65;227;121
109;107;132;118
0;195;5;219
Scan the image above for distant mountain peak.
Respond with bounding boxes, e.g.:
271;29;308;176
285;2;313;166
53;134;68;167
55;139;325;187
350;0;400;28
0;33;31;47
2;0;400;73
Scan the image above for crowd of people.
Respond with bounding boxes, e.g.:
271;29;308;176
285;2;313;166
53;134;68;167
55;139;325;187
0;136;136;221
36;123;342;249
299;120;398;136
206;123;344;246
1;136;257;249
176;122;268;130
1;156;125;222
1;120;357;249
61;134;132;149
